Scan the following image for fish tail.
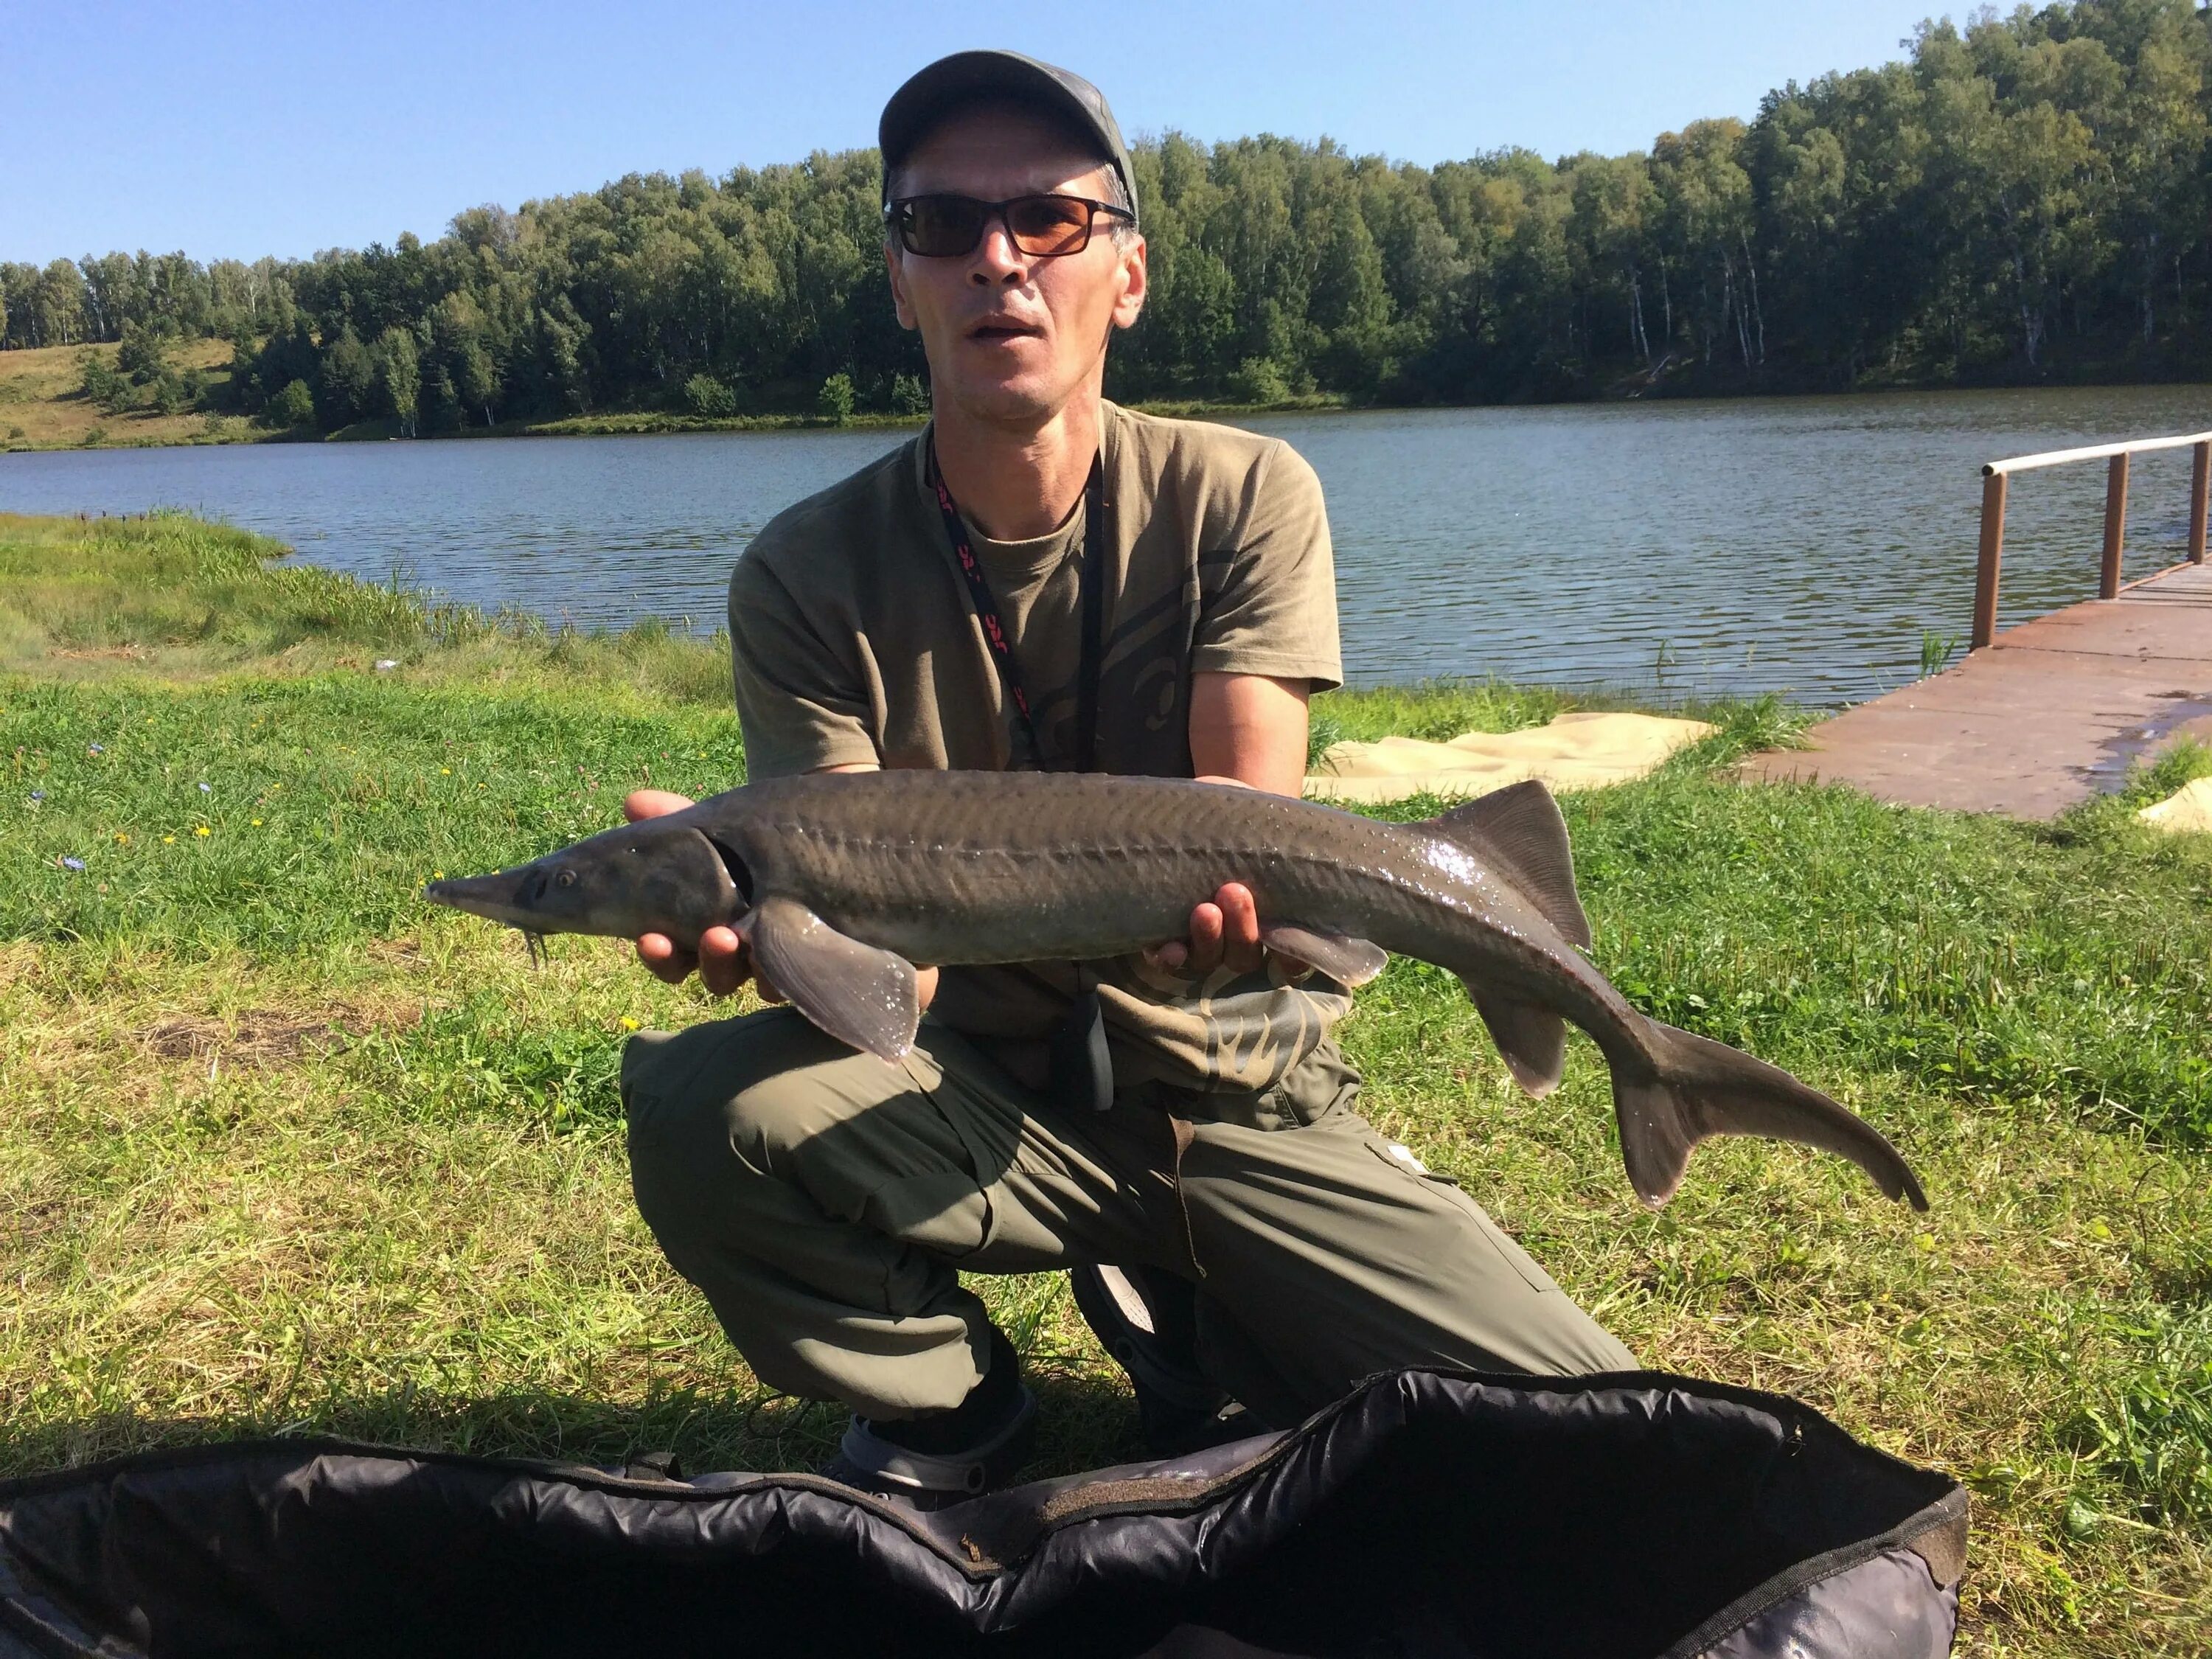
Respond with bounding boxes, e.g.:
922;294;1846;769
1613;1019;1927;1211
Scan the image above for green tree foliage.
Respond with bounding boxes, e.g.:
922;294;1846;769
888;372;929;416
374;326;422;437
114;323;170;384
10;1;2212;423
77;351;129;414
316;327;376;428
684;372;737;417
266;379;316;429
816;371;856;425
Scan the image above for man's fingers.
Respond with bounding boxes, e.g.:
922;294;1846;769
624;788;695;824
1215;883;1265;975
1183;900;1226;973
698;925;751;998
636;931;697;985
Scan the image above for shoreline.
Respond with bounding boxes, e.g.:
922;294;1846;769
0;397;1346;454
9;345;2212;456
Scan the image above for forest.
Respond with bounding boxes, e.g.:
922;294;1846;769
5;1;2211;432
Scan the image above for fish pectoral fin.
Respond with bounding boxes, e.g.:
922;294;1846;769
1615;1020;1929;1212
739;895;920;1064
1464;981;1567;1096
1425;780;1592;950
1259;923;1389;987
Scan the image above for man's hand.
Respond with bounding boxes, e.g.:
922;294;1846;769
1145;877;1266;975
1143;773;1266;976
624;786;939;1009
1142;675;1312;979
625;790;766;998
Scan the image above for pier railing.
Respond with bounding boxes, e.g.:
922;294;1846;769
1971;431;2212;649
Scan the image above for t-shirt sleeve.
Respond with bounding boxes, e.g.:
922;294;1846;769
727;550;882;779
1189;441;1343;691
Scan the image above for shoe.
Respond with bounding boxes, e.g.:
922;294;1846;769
1069;1263;1251;1455
817;1327;1037;1512
818;1391;1037;1512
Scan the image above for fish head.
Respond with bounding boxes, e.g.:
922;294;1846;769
424;816;744;946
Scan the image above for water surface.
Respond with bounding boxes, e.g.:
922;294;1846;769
4;385;2208;703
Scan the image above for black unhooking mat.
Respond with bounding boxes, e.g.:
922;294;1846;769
0;1368;1965;1659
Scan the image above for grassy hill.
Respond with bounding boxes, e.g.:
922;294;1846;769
0;339;251;451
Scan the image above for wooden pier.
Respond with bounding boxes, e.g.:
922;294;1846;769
1742;431;2212;819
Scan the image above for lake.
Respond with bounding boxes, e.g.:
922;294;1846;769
5;385;2210;703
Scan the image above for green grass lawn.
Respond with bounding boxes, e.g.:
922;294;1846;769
0;512;2206;1653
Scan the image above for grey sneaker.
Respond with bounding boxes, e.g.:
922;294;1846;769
1069;1263;1250;1455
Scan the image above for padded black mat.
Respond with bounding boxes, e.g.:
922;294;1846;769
0;1368;1964;1659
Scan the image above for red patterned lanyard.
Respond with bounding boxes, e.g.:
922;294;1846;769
927;435;1106;772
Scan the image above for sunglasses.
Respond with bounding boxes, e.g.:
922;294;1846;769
885;193;1136;259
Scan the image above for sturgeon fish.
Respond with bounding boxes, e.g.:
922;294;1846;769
425;771;1926;1211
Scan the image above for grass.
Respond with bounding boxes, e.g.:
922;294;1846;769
0;514;2208;1652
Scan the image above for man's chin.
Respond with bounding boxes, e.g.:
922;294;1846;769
939;375;1065;425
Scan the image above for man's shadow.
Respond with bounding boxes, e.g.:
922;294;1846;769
0;1349;1145;1487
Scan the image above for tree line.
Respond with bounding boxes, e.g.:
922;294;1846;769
6;1;2210;432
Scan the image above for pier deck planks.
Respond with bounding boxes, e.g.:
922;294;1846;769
1741;560;2212;818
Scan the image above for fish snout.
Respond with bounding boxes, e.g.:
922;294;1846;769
422;868;546;927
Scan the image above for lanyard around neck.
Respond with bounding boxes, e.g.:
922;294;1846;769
927;436;1107;773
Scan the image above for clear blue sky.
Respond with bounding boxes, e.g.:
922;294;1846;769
4;0;1948;264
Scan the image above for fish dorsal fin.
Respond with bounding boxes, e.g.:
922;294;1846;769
1424;780;1592;950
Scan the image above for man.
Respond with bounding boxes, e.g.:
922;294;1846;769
619;50;1633;1508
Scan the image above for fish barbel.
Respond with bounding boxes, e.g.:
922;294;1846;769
425;771;1925;1211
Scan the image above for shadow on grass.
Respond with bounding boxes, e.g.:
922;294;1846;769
0;1368;1147;1488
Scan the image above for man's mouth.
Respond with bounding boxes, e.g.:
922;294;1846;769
967;317;1043;343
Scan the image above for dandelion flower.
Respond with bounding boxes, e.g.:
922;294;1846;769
194;825;210;838
440;767;451;775
620;1017;641;1032
114;832;128;844
432;870;445;880
162;834;176;844
251;818;263;827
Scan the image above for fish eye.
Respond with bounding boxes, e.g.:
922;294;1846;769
555;869;577;888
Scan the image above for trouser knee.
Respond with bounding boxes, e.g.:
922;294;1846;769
620;1009;850;1257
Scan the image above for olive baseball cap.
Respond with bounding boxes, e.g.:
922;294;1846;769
877;50;1138;224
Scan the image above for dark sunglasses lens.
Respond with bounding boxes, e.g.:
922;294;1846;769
902;197;990;255
1005;196;1093;254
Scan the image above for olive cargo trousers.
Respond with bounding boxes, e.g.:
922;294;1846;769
622;1008;1635;1427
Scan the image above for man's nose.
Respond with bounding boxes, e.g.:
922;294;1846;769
970;222;1029;286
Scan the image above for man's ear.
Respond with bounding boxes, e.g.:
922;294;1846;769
1112;234;1148;330
885;244;919;331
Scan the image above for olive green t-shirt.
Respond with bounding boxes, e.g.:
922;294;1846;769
726;400;1357;1124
